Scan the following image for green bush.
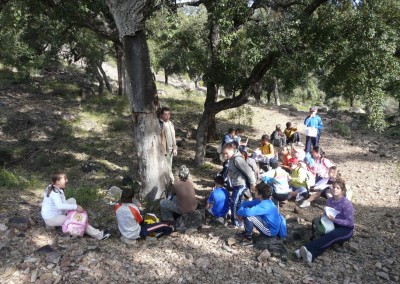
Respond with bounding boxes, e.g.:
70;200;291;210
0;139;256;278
109;118;130;132
0;168;20;188
332;121;352;137
65;186;104;208
0;168;42;190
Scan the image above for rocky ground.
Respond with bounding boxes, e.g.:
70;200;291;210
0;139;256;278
0;70;400;284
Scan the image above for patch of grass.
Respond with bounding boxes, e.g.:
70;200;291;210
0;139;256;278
385;125;400;138
109;118;131;132
65;185;105;208
201;162;215;170
0;168;44;190
0;147;13;166
0;168;20;188
332;121;352;137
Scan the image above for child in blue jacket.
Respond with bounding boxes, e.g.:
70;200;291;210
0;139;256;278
236;183;281;246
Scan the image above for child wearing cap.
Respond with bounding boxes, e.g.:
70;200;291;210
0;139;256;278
206;176;230;220
304;106;323;153
160;165;197;222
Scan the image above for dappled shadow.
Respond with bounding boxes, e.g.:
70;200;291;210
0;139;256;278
1;192;399;283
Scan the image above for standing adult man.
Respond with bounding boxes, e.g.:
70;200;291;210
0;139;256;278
160;107;178;183
304;106;323;153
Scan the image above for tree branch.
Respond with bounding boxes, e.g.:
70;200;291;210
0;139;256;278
303;0;327;15
0;0;10;12
251;0;304;10
211;51;281;113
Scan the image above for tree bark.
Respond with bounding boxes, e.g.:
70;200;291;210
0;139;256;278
115;43;125;96
164;69;169;85
273;77;281;106
195;51;281;165
93;66;104;96
97;62;112;92
195;82;218;165
122;31;169;200
207;113;217;141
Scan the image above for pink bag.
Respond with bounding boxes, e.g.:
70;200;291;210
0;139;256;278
62;210;89;236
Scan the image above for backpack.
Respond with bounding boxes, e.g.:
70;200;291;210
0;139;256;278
62;210;89;237
311;216;334;240
233;156;252;188
277;214;287;238
305;170;316;189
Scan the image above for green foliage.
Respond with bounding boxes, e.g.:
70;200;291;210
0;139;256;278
65;186;104;208
0;168;43;190
332;121;352;137
0;168;21;188
227;105;254;127
363;89;387;131
108;118;130;132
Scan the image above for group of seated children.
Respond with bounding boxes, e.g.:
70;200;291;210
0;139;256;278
206;134;353;263
41;119;352;265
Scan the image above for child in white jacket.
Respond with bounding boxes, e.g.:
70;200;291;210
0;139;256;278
41;172;110;240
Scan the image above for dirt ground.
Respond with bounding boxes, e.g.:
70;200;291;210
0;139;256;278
0;71;400;283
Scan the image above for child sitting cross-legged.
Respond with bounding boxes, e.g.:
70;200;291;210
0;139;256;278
206;176;230;222
114;187;173;245
235;183;282;246
299;166;339;208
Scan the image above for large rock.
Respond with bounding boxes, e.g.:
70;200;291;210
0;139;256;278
81;162;100;173
349;107;366;114
253;237;288;263
7;217;31;231
175;210;205;233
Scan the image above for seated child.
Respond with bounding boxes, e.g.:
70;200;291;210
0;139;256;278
311;146;335;182
234;128;248;151
115;187;173;244
160;165;197;222
252;134;275;167
287;158;309;201
260;158;291;203
206;176;230;219
271;124;287;147
281;145;292;172
284;122;300;144
296;179;354;263
41;172;111;240
299;166;338;208
236;183;282;246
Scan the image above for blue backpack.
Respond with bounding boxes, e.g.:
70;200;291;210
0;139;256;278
277;214;287;239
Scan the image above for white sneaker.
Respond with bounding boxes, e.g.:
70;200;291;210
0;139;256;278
294;249;301;259
300;246;312;264
295;194;304;202
120;236;137;245
299;200;311;208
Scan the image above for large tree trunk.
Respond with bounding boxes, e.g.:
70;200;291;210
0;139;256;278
97;62;112;92
253;82;262;102
93;66;104;96
207;113;217;141
107;1;170;200
123;32;169;200
115;43;125;96
273;77;281;106
164;69;169;85
195;83;218;164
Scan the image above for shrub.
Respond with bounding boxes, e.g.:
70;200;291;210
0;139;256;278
65;186;104;208
109;118;130;132
0;168;20;188
332;121;351;137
